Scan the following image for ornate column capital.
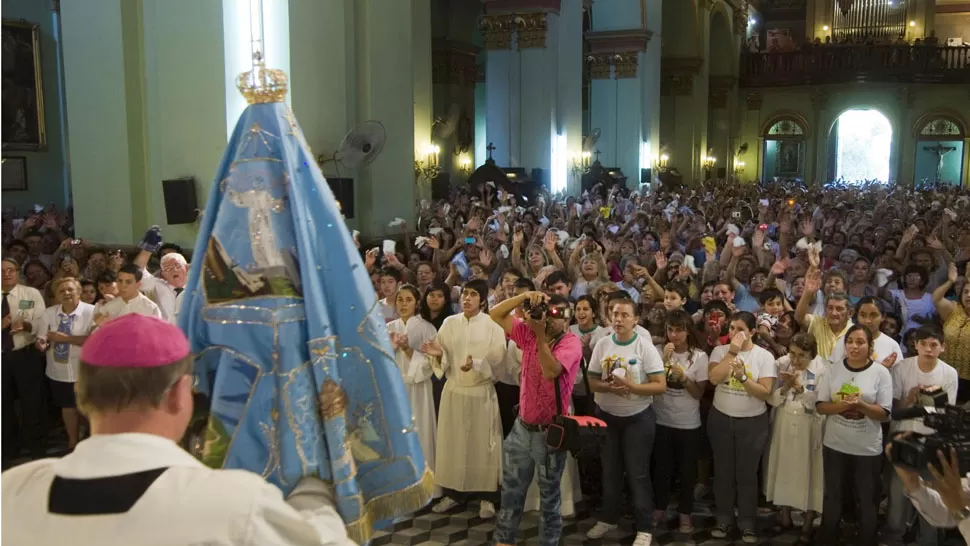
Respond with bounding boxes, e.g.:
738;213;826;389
660;57;703;96
709;75;736;108
432;40;482;87
480;14;515;50
514;12;549;49
586;53;613;79
745;91;763;110
613;52;640;78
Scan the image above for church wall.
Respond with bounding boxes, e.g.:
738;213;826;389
1;0;70;212
935;12;970;42
740;84;970;186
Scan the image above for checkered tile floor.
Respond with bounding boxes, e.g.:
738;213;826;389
371;497;965;546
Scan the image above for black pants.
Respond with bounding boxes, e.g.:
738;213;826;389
1;346;47;460
652;424;701;516
494;382;520;438
819;446;882;546
441;487;500;505
958;377;970;404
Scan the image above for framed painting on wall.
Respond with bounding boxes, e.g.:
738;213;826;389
2;20;46;151
2;156;28;191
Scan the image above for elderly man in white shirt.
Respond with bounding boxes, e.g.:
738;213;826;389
95;264;162;327
137;253;188;324
2;256;49;462
0;314;355;546
34;277;95;449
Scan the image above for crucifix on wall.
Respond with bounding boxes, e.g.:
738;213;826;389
923;143;957;183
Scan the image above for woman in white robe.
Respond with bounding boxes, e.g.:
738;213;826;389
421;280;507;519
765;333;826;540
386;285;438;494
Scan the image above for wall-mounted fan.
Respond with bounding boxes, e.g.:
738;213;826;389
317;121;387;176
583;128;601;153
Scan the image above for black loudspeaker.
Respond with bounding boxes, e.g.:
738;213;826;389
327;177;354;219
162;177;198;225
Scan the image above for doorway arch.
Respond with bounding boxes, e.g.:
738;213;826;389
761;114;808;182
827;108;893;183
912;113;966;186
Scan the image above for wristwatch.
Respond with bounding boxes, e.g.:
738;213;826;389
739;373;749;383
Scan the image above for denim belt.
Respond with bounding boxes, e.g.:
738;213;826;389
518;418;550;432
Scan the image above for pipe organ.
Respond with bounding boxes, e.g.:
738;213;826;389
832;0;910;41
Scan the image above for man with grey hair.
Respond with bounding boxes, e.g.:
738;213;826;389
795;267;853;359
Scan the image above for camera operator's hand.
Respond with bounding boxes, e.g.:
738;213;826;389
927;446;968;515
886;432;922;493
523;291;548;310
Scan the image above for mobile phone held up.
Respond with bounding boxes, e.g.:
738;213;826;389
465;236;476;244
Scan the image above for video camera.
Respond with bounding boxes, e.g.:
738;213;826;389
522;299;572;321
889;402;970;480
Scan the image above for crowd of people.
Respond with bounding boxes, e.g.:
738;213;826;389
3;178;970;545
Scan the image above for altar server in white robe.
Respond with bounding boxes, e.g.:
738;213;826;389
421;279;507;519
386;284;438;492
0;314;353;546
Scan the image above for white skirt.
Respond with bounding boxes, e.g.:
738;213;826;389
764;402;825;513
434;380;503;492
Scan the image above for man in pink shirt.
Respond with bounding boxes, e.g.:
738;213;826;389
489;291;582;546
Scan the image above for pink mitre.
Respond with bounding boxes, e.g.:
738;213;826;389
82;314;190;368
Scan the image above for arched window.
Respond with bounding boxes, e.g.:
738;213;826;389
913;114;966;186
762;115;809;182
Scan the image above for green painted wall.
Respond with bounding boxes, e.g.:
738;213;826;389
738;84;970;186
1;0;69;212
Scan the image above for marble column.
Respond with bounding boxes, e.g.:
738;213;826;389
586;28;653;187
707;75;735;178
660;58;703;181
743;91;763;181
481;0;583;191
61;0;228;246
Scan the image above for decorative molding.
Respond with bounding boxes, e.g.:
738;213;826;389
745;92;763;110
586;53;613;80
484;0;562;13
660;57;703;96
613;52;639;78
431;40;482;87
514;12;549;49
702;0;717;9
585;28;653;53
733;0;749;36
911;110;968;138
480;14;515;50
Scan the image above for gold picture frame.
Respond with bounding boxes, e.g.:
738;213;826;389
2;20;47;151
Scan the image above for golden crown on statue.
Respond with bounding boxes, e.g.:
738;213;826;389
236;52;288;104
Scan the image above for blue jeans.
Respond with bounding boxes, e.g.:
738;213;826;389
597;405;657;532
493;418;566;546
885;473;943;546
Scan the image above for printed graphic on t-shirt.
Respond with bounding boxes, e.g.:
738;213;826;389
834;381;865;420
601;354;644;399
665;360;688;390
726;363;753;391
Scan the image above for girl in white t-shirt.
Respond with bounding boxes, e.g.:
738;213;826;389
651;310;709;534
586;299;667;546
815;324;892;546
569;295;604;415
828;296;902;369
706;311;777;543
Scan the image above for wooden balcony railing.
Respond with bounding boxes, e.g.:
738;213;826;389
739;45;970;87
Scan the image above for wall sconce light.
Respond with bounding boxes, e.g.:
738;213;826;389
414;143;442;180
657;153;670;171
823;25;829;32
733;160;746;176
458;155;472;176
702;155;717;170
909;20;916;27
570;151;592;177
